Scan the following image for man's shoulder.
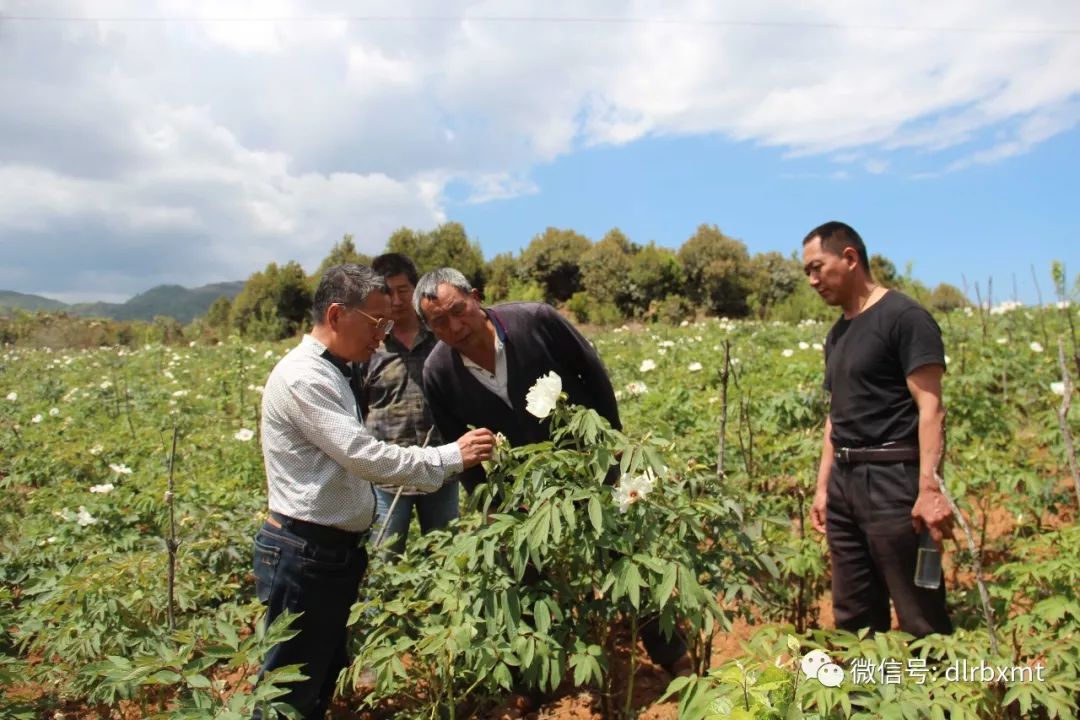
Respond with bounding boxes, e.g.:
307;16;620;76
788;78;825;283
881;289;930;314
490;301;563;328
423;340;457;377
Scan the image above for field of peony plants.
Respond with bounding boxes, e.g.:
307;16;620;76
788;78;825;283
0;304;1077;719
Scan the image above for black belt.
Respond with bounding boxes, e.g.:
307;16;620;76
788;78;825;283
268;512;367;547
834;441;920;465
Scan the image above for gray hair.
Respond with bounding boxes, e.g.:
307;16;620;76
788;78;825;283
312;264;388;325
413;267;474;322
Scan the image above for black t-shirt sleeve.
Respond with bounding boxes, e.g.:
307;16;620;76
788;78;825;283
895;306;945;376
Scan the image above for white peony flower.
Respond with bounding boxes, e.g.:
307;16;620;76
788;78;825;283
99;380;112;390
31;414;42;423
1030;341;1044;353
613;469;659;513
625;381;648;397
5;392;15;401
782;349;794;358
172;389;188;397
109;463;133;475
49;407;60;417
89;482;115;494
89;444;103;456
688;362;703;372
812;343;823;351
640;359;657;373
658;340;675;348
798;342;810;350
76;506;98;527
234;428;255;442
1051;381;1066;397
996;337;1008;345
525;372;562;419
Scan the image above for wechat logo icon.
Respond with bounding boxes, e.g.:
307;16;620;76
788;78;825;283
802;649;845;688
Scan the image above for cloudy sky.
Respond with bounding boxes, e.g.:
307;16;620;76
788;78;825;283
2;1;1078;303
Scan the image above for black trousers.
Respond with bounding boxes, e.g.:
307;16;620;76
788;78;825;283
826;460;952;637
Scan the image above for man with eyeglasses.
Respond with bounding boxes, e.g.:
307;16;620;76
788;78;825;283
252;264;496;719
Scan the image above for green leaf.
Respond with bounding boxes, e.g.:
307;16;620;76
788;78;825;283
535;600;552;635
588;496;603;535
656;564;678;608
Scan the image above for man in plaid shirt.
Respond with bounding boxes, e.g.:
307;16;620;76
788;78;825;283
360;253;460;557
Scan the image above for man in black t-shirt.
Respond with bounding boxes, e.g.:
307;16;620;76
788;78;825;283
803;221;953;637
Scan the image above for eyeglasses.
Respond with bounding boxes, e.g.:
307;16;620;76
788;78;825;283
334;304;394;334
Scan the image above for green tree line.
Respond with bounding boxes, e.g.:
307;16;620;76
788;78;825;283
212;222;970;341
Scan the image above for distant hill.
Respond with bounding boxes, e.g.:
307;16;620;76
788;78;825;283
0;290;68;312
0;281;246;323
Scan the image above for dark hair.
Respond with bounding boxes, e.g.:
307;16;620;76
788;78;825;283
372;252;419;286
311;264;387;325
803;221;871;277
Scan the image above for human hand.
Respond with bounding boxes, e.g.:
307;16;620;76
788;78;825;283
911;484;954;544
457;428;496;469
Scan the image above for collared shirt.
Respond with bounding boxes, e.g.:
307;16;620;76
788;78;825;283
460;315;511;407
360;326;443;495
260;334;463;532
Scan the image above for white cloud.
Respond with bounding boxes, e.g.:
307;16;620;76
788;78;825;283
2;0;1078;299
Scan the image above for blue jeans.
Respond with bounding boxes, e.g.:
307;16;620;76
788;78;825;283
373;480;459;557
252;520;368;720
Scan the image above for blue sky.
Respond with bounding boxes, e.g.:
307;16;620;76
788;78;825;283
450;126;1080;302
1;1;1078;304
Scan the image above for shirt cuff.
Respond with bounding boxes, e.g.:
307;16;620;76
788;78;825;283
436;441;464;475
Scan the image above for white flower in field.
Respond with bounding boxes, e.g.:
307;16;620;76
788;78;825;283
172;389;188;397
234;428;255;442
89;444;103;456
1030;341;1044;353
89;482;114;494
731;357;740;365
55;507;75;522
525;371;562;419
99;380;111;390
996;337;1008;345
812;343;823;351
31;414;42;423
163;370;175;380
782;349;794;358
963;306;973;316
46;536;56;544
613;469;659;513
1051;381;1066;397
944;355;951;364
680;320;689;327
625;381;648;397
49;407;59;417
76;506;98;527
264;349;276;358
109;463;133;475
799;342;810;350
5;392;16;401
189;340;197;347
640;359;657;373
658;340;675;348
688;362;703;372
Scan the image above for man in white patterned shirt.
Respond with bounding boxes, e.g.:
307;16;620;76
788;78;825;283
253;264;495;720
